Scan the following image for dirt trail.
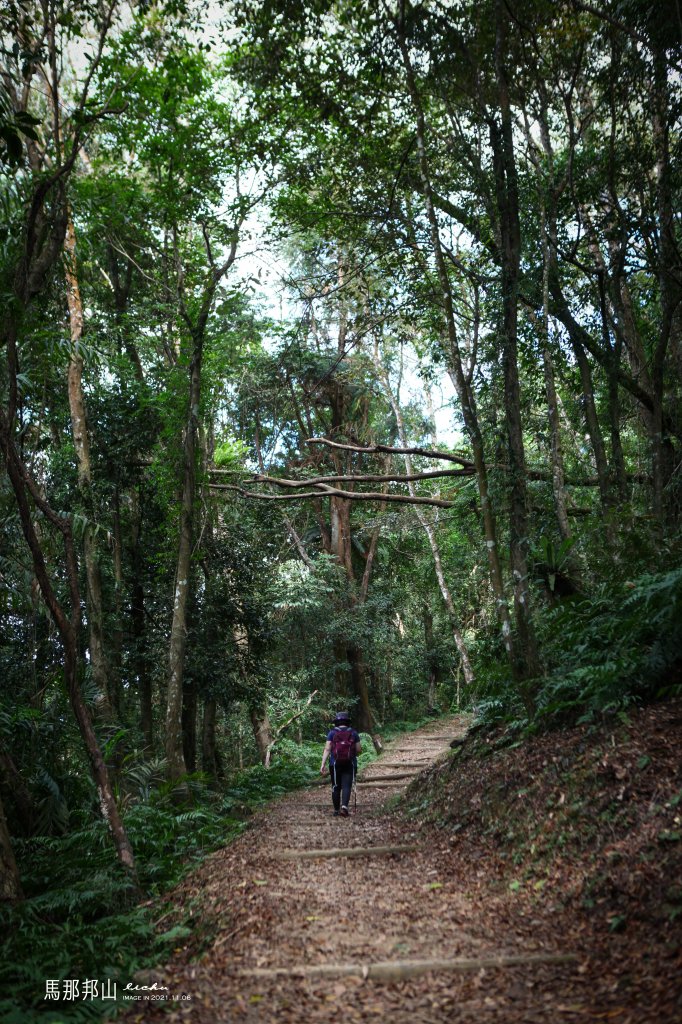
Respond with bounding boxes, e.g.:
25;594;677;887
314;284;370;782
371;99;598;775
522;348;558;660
123;716;580;1023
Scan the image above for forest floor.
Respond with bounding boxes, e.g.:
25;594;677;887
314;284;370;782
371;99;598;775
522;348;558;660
118;705;682;1024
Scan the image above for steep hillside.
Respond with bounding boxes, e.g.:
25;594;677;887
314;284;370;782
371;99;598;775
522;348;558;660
403;699;682;1021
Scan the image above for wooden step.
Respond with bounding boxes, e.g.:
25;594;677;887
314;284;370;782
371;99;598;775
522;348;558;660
357;772;417;783
379;761;432;768
357;780;412;788
239;952;579;981
271;844;418;861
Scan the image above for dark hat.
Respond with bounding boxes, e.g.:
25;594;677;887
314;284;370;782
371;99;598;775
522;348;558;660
333;710;351;724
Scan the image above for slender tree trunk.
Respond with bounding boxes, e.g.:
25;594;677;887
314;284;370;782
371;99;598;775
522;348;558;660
130;488;152;752
164;217;241;781
0;751;34;836
491;7;541;692
359;522;381;604
542;347;571;541
64;640;137;877
541;213;571;542
395;22;516;673
329;492;380;743
423;605;441;711
0;422;137;880
237;720;244;770
202;697;219;776
111;487;124;716
249;705;273;765
573;340;613;513
379;363;475;685
650;51;681;522
605;351;628;504
0;789;22;903
165;330;204;783
64;217;115;717
231;620;273;768
608;259;665;491
590;269;628;504
182;680;197;773
347;644;374;736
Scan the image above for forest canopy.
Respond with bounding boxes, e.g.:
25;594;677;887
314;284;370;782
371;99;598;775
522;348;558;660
0;0;680;937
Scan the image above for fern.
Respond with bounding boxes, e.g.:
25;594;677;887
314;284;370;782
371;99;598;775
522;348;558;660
1;736;370;1020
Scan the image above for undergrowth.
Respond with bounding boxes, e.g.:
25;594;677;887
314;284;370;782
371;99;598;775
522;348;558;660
0;734;378;1024
474;567;682;733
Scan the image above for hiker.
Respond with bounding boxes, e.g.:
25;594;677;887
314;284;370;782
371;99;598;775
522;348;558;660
320;711;362;817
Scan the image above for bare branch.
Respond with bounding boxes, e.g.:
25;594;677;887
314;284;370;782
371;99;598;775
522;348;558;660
281;514;315;567
210;483;456;509
271;690;319;743
201;221;215;270
306;437;475;467
264;689;320;767
210;468;473;485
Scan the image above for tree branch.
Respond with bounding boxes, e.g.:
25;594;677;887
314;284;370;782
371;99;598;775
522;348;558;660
210;468;474;485
306;437;475;467
211;483;456;508
264;689;319;767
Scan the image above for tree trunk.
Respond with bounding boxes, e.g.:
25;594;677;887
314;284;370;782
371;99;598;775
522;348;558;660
0;751;34;836
111;487;125;716
130;488;152;753
592;271;628;505
395;22;516;674
249;705;273;766
378;365;475;686
330;494;354;581
182;679;197;773
423;605;440;711
64;216;116;718
328;492;380;744
650;50;681;522
573;340;613;517
541;213;571;542
491;6;541;694
202;697;219;776
607;254;668;505
64;641;137;879
347;644;374;735
165;330;204;784
0;423;137;881
0;788;22;903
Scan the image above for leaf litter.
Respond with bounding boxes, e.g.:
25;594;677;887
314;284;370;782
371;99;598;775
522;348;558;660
118;706;682;1023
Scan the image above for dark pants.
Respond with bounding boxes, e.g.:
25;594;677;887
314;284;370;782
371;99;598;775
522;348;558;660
329;762;354;811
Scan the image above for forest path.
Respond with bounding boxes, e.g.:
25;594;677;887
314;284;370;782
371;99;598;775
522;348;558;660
123;716;579;1023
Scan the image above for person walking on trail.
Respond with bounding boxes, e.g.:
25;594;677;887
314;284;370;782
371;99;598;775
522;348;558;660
320;711;362;817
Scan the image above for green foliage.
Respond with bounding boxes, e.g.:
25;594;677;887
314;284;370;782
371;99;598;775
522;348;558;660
535;567;682;721
213;437;250;468
1;747;335;1022
475;567;682;731
2;0;682;1017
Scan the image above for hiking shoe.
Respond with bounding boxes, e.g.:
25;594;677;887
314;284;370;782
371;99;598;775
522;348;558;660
340;806;349;817
333;810;340;817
